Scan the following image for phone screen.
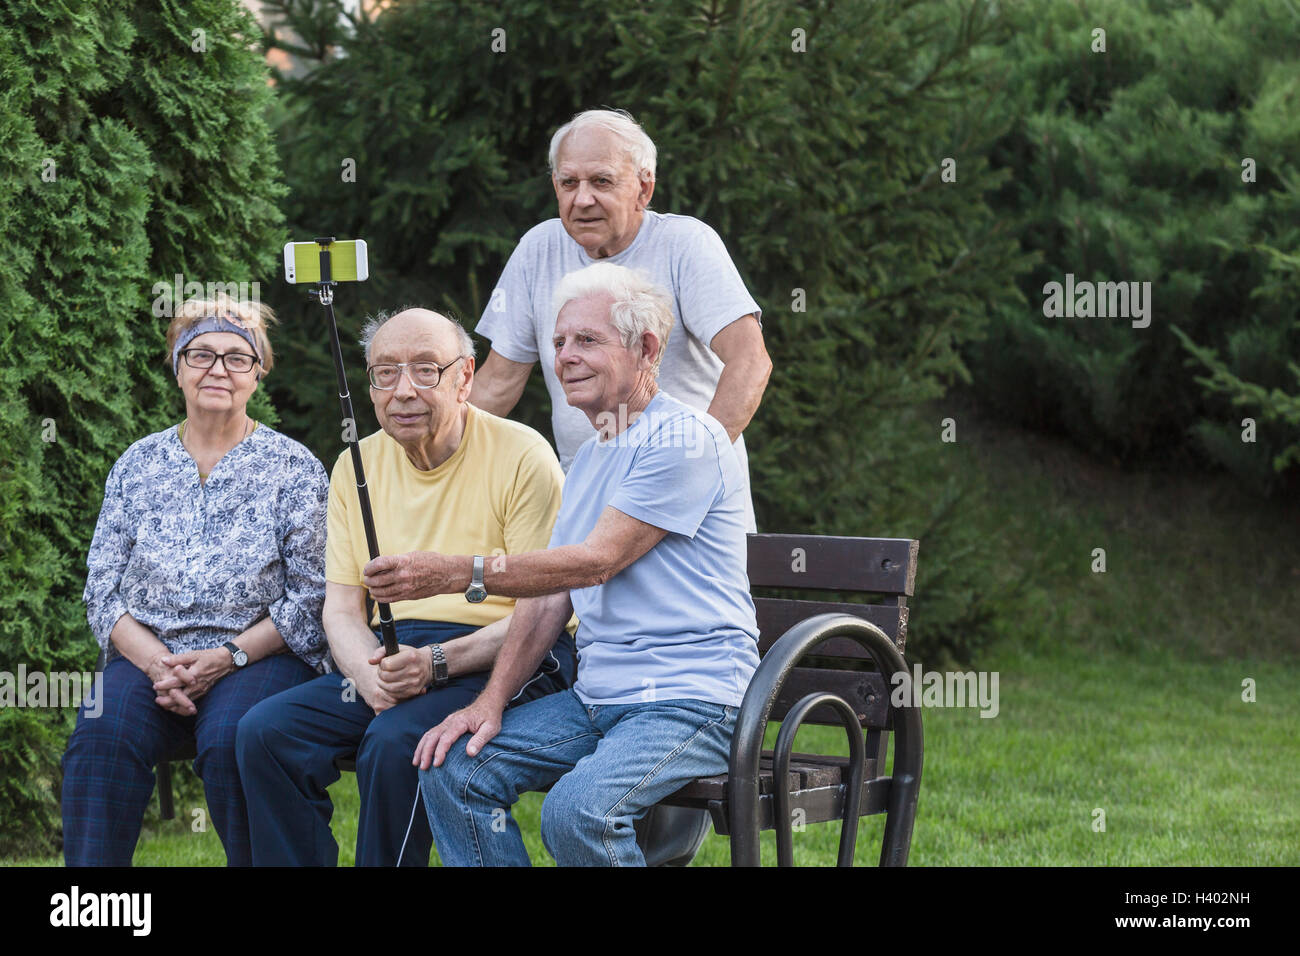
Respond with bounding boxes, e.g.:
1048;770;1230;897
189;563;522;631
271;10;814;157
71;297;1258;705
283;240;369;284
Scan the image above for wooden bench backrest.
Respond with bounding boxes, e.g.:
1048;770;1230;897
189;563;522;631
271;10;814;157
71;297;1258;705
746;534;918;729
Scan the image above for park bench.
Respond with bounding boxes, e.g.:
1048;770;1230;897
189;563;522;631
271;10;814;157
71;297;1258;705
136;533;923;866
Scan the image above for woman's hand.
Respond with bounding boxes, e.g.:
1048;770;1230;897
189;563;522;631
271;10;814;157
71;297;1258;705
143;652;195;716
152;648;233;714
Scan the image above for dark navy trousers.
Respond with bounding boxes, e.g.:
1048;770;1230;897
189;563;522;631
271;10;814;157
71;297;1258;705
235;620;576;867
61;651;317;866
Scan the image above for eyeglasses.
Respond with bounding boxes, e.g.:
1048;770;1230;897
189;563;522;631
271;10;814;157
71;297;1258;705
181;348;259;373
367;356;464;390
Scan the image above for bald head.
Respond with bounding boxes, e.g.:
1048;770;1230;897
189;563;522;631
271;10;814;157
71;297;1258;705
361;306;477;468
360;307;476;365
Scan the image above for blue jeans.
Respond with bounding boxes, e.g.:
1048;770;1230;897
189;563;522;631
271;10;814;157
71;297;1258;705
419;690;736;866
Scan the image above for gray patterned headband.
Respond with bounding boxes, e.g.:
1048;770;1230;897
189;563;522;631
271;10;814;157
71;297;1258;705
172;315;262;375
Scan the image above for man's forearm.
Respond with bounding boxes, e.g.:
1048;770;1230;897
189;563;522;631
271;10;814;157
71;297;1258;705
374;548;608;600
707;351;771;443
441;614;512;676
323;611;382;682
469;351;532;417
447;545;610;597
478;594;571;710
468;370;513;417
365;507;669;608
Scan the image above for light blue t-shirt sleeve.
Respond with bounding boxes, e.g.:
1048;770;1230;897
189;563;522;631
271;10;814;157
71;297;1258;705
608;422;724;539
476;237;540;364
672;221;763;349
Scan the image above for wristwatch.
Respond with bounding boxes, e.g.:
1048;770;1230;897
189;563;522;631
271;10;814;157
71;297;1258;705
465;555;487;604
223;641;248;668
427;643;449;688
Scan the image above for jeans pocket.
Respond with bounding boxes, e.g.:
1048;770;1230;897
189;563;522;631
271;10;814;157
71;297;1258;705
663;698;730;724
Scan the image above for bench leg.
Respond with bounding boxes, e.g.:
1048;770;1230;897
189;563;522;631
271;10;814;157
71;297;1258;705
879;716;923;866
729;813;760;866
157;761;175;821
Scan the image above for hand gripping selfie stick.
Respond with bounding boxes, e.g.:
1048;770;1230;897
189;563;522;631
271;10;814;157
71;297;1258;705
310;236;399;657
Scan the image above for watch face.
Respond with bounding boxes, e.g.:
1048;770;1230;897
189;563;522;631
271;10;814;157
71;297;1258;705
232;649;248;666
466;586;487;604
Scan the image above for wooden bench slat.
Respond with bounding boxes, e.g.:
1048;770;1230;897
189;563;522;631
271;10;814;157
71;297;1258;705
747;534;918;595
771;667;891;727
704;777;895;836
666;751;876;802
755;597;907;656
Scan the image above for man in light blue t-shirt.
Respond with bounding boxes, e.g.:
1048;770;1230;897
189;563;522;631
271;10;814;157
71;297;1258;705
362;263;760;866
470;107;771;532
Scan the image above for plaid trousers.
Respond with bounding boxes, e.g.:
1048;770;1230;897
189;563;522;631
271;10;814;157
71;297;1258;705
61;652;316;866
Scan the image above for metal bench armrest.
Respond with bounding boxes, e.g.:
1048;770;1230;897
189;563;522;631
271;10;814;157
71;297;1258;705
728;612;924;866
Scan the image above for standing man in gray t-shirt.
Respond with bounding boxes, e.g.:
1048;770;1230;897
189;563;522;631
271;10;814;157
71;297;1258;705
471;108;771;532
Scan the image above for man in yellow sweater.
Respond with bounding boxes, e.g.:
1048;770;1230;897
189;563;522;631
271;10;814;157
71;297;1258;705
236;308;575;866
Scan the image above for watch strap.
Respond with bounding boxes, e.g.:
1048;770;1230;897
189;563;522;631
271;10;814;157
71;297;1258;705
428;643;449;688
465;554;488;603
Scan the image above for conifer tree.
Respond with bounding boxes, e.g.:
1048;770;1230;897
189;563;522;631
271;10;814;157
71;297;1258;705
262;0;1033;663
0;0;285;857
972;0;1300;493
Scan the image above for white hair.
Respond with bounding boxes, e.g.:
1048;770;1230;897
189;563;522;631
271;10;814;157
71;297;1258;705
551;263;674;375
548;108;657;182
359;306;476;364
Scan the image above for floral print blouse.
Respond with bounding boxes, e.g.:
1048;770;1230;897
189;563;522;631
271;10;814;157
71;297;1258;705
84;423;331;672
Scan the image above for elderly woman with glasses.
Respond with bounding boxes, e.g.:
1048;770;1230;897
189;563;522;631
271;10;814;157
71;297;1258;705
62;296;330;867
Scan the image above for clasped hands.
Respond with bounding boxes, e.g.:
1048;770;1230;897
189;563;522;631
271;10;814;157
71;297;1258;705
149;648;234;715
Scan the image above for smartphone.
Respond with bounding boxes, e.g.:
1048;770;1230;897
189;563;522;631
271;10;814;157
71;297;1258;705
283;239;369;283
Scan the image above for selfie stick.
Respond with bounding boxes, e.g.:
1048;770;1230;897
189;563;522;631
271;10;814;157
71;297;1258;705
311;236;400;657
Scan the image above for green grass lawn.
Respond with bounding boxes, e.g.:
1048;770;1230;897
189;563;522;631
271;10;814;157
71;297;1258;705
11;404;1298;866
21;641;1293;867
